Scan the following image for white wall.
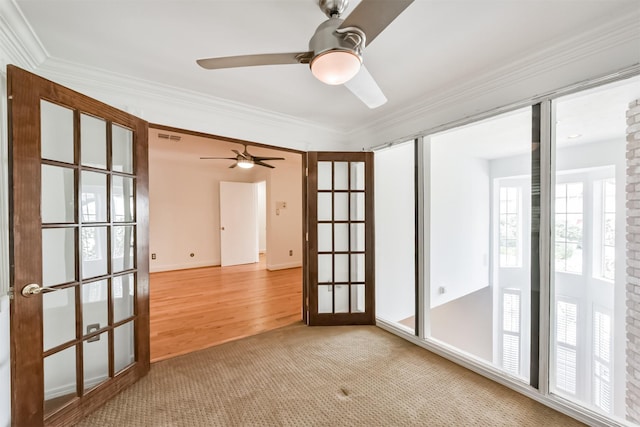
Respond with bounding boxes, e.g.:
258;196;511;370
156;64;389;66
430;141;490;307
149;143;302;272
374;142;415;324
149;148;247;271
257;181;266;253
257;157;303;271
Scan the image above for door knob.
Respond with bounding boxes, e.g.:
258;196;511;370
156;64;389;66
21;283;57;297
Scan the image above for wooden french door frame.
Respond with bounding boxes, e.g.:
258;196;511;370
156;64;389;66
8;65;150;426
305;152;375;326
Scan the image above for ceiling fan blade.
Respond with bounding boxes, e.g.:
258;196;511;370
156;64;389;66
231;149;250;159
339;0;414;47
254;160;276;169
200;157;237;160
344;65;387;109
197;52;313;70
229;163;237;169
253;156;285;161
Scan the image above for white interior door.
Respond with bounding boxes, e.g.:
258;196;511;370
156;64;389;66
220;181;259;267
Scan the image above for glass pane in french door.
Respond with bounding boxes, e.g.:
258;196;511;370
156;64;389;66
316;161;366;314
40;100;138;415
308;152;374;325
426;107;532;382
550;75;640;424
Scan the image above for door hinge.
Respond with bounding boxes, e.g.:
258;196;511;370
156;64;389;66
7;287;14;300
305;168;308;177
306;232;309;242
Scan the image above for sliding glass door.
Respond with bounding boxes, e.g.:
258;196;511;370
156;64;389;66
372;72;640;426
424;107;533;382
374;141;416;332
550;75;640;422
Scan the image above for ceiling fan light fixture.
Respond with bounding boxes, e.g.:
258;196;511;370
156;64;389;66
237;158;254;169
310;50;361;85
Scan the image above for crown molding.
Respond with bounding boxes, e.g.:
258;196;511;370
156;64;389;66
0;0;47;71
35;57;347;150
346;7;640;147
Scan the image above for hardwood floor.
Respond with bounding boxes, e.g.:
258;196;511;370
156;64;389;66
149;256;302;362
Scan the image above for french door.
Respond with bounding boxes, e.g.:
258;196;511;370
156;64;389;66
306;152;375;325
8;65;150;426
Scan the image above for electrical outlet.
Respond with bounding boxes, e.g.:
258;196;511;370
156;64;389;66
151;253;156;260
289;250;293;256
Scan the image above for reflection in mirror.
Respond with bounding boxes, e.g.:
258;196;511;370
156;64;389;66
112;124;134;173
83;332;109;392
317;193;332;221
82;227;108;279
114;322;135;373
44;346;77;415
317;224;332;252
334;223;349;252
318;254;332;283
112;226;135;273
334;193;348;221
43;286;76;351
82;280;108;334
42;165;75;224
113;273;135;323
112;175;135;222
335;284;349;313
81;171;107;222
318;162;332;190
81;114;107;169
351;285;365;313
350;162;365;190
318;285;333;313
334;254;349;282
42;228;76;286
41;100;74;163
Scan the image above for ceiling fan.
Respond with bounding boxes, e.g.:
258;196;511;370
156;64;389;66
196;0;414;109
200;144;285;169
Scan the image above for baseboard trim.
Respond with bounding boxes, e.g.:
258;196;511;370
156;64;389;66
266;261;302;271
150;260;219;273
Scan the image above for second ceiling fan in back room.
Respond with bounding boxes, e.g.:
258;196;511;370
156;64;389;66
196;0;414;109
200;144;285;169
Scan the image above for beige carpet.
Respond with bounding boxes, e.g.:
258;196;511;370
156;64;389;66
77;323;583;426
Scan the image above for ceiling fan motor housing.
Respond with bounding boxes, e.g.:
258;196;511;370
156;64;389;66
319;0;349;18
309;18;363;63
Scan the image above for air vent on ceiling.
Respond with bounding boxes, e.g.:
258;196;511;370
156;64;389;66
157;133;181;142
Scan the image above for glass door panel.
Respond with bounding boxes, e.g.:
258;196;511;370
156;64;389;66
8;65;149;426
374;142;415;332
550;75;640;422
426;107;532;382
307;152;374;326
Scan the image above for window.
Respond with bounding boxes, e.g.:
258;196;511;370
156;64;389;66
499;187;521;267
599;179;615;281
502;289;521;375
555;183;583;274
593;309;612;413
555;299;578;395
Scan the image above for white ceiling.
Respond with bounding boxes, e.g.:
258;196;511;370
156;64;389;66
14;0;640;134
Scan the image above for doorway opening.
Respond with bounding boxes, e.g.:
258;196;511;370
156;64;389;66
147;126;303;361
